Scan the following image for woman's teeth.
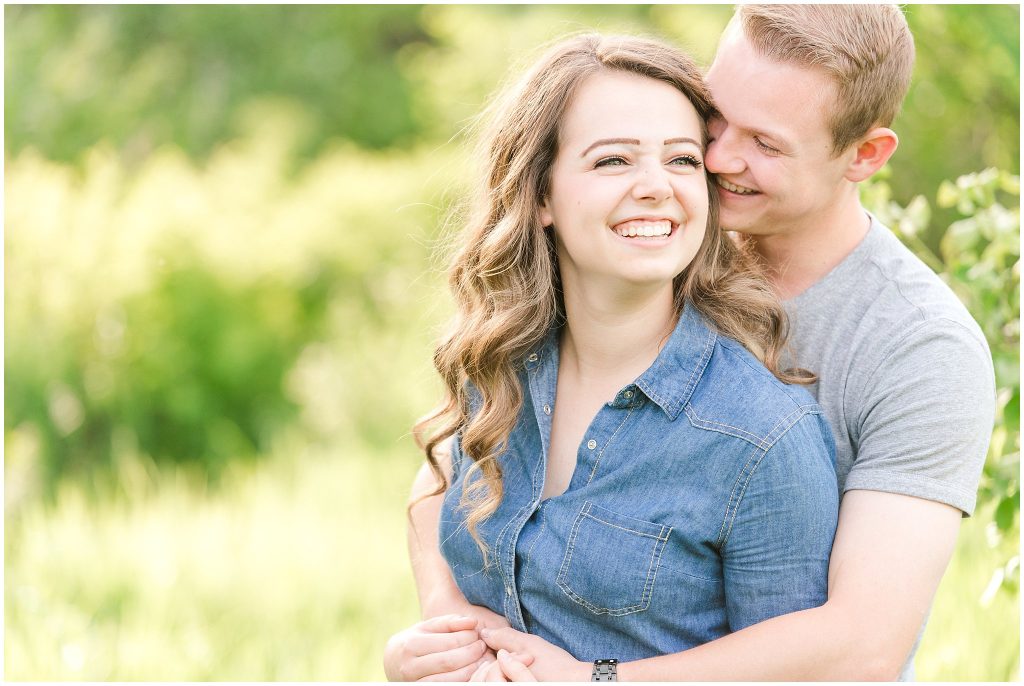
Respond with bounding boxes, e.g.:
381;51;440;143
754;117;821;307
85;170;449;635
612;220;673;238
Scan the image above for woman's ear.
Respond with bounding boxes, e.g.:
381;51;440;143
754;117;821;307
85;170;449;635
844;127;899;183
539;199;553;228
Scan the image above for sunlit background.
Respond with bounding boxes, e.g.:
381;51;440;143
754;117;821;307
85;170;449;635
5;5;1019;680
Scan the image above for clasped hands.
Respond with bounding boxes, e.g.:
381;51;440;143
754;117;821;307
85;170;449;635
383;605;590;682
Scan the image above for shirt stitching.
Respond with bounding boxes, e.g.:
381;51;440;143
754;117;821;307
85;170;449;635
718;405;813;547
587;404;636;484
685;403;821;450
582;511;671;540
555;502;671;615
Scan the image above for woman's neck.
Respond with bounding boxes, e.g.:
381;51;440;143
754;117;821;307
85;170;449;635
559;279;677;387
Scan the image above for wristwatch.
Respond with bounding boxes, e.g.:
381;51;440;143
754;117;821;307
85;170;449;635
591;658;618;681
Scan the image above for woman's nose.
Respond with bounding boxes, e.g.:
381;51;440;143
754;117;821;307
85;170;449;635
632;164;673;202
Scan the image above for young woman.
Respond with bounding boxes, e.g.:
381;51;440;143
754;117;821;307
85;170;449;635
384;33;838;682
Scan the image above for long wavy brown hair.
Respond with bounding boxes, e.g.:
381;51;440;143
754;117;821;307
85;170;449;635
414;33;809;563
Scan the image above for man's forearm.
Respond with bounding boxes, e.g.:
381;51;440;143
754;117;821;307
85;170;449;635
617;600;900;681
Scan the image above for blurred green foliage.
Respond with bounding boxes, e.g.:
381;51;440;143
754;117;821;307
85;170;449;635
5;5;429;161
4;4;1020;680
6;5;1018;208
5;130;461;499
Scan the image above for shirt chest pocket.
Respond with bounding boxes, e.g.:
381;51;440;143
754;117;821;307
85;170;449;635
556;501;672;616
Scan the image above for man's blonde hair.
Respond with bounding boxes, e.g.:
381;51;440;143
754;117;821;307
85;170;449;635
737;4;915;154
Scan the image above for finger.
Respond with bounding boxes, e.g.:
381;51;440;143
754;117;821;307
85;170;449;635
512;651;536;667
470;660;494;682
420;614;479;634
497;649;538;682
406;629;481;657
409;639;487;675
417;656;490;682
485;660;507;682
480;627;527;653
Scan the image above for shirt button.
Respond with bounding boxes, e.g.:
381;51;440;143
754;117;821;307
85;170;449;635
543;404;551;415
527;353;538;362
623;390;633;399
505;585;512;596
587;439;597;450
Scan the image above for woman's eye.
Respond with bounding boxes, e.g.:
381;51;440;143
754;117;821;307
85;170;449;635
669;155;703;169
594;156;628;168
754;137;781;155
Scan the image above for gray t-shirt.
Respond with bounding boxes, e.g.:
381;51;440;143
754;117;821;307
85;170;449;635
782;214;995;680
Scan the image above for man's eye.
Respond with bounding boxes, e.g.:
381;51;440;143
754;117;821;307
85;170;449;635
669;155;703;169
595;156;627;167
754;137;780;155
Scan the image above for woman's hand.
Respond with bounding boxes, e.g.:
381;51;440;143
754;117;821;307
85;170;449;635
383;614;490;681
469;649;538;682
480;627;591;681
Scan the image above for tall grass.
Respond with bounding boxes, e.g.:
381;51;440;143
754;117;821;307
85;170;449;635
5;435;1018;680
5;437;422;680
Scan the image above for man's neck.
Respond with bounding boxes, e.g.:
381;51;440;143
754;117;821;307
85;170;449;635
752;198;871;300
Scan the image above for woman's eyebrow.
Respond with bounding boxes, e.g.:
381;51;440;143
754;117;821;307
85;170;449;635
581;138;640;157
581;136;701;157
663;137;701;148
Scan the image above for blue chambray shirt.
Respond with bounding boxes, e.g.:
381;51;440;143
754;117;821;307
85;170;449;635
439;302;839;661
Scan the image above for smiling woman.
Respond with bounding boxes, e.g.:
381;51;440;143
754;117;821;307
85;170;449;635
383;33;840;682
539;70;708;295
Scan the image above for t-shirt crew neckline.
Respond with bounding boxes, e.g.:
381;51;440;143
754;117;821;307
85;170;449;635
784;211;880;307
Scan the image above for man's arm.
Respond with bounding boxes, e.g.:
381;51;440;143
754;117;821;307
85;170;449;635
618;490;960;681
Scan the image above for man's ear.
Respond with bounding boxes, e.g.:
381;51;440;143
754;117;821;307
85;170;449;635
844;127;899;182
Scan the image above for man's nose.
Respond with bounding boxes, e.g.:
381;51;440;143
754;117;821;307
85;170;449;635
705;134;744;176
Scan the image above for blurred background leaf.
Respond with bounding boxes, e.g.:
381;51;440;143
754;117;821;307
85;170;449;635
5;4;1019;680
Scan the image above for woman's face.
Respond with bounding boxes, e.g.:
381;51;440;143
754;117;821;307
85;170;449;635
540;70;709;295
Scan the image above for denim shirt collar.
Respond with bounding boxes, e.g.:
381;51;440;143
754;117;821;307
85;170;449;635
521;300;718;421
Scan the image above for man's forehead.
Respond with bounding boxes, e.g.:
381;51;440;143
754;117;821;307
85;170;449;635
707;30;836;147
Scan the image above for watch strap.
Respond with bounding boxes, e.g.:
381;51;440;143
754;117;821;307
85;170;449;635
592;658;618;681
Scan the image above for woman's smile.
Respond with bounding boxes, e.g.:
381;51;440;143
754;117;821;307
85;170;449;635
610;218;679;243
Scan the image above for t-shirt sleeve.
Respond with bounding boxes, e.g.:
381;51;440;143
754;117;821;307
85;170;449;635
844;318;995;515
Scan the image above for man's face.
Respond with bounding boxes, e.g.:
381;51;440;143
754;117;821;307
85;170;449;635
705;26;855;236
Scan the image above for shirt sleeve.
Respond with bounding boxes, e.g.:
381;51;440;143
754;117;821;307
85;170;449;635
721;410;840;632
844;318;995;516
